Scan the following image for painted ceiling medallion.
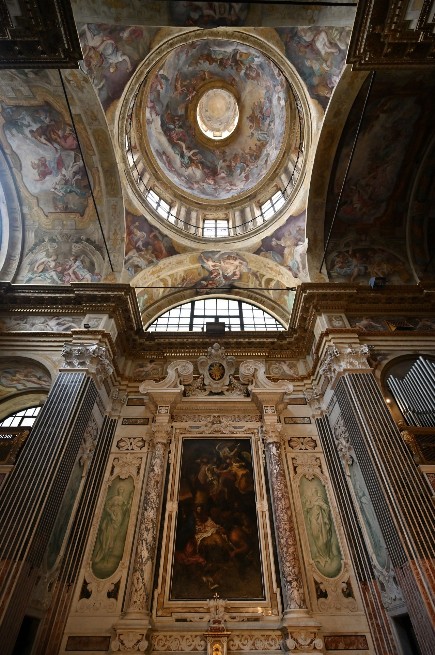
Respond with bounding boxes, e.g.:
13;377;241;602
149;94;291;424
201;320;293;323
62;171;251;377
197;88;239;140
144;39;288;201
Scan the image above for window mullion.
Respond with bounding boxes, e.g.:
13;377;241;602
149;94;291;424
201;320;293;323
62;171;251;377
238;301;244;330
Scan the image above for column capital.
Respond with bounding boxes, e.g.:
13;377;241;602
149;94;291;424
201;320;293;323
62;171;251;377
152;423;172;445
61;342;113;383
319;344;372;383
262;422;282;444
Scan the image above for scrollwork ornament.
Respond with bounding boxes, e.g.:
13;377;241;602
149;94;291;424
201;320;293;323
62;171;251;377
261;423;282;444
177;414;260;423
116;437;147;452
111;630;148;652
127;438;167;613
151;634;207;652
288;437;317;451
152;423;172;445
303;386;323;413
79;415;98;477
227;633;282;651
239;360;293;393
319;345;372;382
111;387;128;413
140;360;193;392
283;631;323;652
112;456;142;480
293;453;322;479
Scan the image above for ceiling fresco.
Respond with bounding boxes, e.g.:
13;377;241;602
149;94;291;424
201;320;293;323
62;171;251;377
324;70;435;285
0;67;125;285
144;39;288;201
254;213;308;281
407;139;435;280
70;1;354;28
276;26;351;111
0;360;51;399
134;250;297;327
0;1;433;329
78;24;156;111
1;102;89;215
125;211;180;278
168;2;249;27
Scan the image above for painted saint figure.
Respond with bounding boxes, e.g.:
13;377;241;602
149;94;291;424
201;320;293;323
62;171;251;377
304;487;332;566
93;482;130;565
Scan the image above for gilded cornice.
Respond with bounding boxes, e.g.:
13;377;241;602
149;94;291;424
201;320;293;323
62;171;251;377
0;282;434;361
348;0;435;69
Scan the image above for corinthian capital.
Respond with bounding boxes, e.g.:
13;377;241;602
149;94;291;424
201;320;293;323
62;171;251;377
61;343;113;382
262;423;282;444
319;344;372;381
152;423;172;445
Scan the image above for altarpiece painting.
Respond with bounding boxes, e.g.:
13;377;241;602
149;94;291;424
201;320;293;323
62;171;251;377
170;438;264;600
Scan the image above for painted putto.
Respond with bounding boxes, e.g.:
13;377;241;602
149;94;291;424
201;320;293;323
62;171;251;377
144;39;288;200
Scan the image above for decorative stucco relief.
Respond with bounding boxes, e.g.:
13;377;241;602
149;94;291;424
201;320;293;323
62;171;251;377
61;343;114;382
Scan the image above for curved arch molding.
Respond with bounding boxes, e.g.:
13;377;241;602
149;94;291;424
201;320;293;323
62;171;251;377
132;251;299;328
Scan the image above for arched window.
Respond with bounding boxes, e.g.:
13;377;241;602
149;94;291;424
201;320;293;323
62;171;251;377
147;298;285;332
0;405;42;428
0;406;42;481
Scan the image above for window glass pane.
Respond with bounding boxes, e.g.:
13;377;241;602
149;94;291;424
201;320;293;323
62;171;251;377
147;299;285;332
203;298;217;311
0;406;42;428
274;194;285;211
147;190;159;208
21;417;37;426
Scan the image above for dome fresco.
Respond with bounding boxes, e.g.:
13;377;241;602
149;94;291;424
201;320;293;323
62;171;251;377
144;39;288;201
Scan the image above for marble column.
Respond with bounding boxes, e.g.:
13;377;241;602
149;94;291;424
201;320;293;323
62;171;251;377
263;422;307;614
111;404;172;653
0;341;113;655
125;423;171;618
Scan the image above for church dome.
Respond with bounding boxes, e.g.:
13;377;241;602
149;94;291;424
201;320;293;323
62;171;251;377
143;39;287;201
122;31;310;240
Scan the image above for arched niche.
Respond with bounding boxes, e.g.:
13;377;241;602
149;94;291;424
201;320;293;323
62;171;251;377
131;251;298;328
0;357;52;413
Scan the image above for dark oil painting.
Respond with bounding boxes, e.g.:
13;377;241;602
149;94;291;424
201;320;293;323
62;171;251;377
170;438;265;600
